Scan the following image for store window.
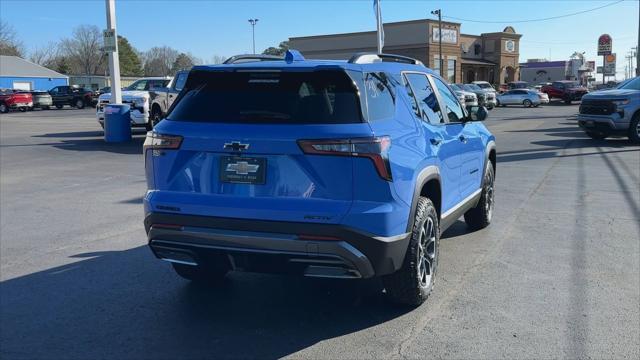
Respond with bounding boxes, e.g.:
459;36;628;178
447;59;456;83
433;56;441;75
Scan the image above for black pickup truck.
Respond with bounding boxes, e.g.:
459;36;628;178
148;70;189;126
49;85;97;109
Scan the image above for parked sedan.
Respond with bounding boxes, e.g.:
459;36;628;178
496;89;542;107
22;90;52;109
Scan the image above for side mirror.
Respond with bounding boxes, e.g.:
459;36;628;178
466;105;488;121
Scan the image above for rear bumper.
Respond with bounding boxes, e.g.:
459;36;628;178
145;212;411;278
9;102;32;109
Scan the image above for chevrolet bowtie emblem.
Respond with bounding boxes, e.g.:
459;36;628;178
224;141;249;152
226;161;259;175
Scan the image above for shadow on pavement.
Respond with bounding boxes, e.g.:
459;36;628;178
498;123;638;163
0;246;412;359
47;136;145;154
33;131;107;138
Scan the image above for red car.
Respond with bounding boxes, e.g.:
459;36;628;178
0;89;33;113
541;80;588;104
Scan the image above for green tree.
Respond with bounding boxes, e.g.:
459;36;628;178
55;56;71;74
262;41;289;56
171;52;195;72
117;35;142;76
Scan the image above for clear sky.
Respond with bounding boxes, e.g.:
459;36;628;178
1;0;638;78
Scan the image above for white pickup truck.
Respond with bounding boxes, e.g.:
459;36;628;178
96;77;171;130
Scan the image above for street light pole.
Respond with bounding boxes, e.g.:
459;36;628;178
105;0;121;104
248;19;259;54
431;9;443;78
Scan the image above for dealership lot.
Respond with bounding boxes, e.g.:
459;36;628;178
1;105;638;359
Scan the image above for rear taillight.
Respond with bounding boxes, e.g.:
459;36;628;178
143;131;182;153
298;136;392;180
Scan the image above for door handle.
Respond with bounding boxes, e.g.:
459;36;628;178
430;138;442;146
169;94;173;98
459;135;467;143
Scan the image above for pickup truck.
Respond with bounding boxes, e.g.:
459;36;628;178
148;70;189;126
541;80;588;104
578;76;639;143
96;77;171;130
0;89;33;113
49;86;96;109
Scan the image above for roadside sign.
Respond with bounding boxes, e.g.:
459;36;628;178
597;66;603;74
597;34;612;56
604;53;616;75
103;29;117;52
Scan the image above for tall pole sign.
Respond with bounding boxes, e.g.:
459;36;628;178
597;34;612;85
431;9;443;77
105;0;121;104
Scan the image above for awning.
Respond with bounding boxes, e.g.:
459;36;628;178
461;58;496;66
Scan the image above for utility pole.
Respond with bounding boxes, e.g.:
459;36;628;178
632;46;638;77
431;9;443;77
105;0;121;104
248;19;259;54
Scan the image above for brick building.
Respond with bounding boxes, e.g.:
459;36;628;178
289;19;522;85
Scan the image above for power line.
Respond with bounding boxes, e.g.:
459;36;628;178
443;0;624;24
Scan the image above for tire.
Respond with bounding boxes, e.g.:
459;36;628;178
172;262;229;283
464;164;495;230
75;99;85;109
586;131;608;140
523;99;532;107
383;197;439;306
55;104;63;109
150;106;162;127
627;113;640;144
0;103;7;113
19;107;26;112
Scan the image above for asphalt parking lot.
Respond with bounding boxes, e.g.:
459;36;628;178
1;104;639;359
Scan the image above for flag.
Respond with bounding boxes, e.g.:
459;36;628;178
374;0;384;53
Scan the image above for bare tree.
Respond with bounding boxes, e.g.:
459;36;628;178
60;25;104;75
29;42;60;67
142;46;179;76
211;55;227;64
0;20;24;57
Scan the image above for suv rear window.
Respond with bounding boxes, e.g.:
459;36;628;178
168;70;362;124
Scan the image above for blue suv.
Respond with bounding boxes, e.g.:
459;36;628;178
144;51;496;305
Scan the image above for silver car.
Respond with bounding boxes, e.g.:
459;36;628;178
496;89;542;107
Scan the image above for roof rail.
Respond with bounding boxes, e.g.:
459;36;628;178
348;52;424;66
223;54;282;64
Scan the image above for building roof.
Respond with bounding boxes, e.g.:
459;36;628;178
461;58;496;66
0;56;68;79
520;60;567;68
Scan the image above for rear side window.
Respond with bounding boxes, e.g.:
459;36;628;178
364;72;395;121
174;73;188;91
168;70;362;124
404;73;443;124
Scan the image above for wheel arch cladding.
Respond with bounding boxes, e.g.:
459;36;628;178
406;166;441;232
